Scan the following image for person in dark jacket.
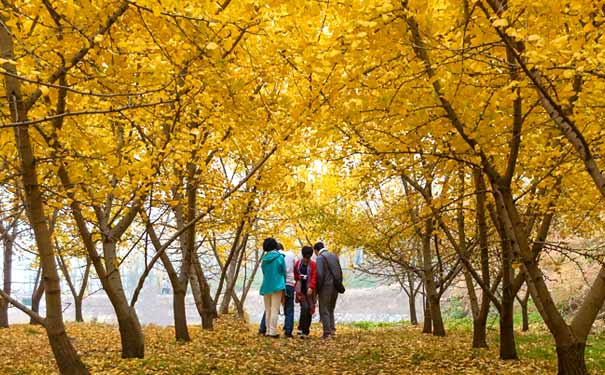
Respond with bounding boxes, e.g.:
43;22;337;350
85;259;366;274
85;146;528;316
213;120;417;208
294;245;317;338
259;238;286;338
314;241;343;339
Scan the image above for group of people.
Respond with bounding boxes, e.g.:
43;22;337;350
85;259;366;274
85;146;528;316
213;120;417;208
258;238;344;339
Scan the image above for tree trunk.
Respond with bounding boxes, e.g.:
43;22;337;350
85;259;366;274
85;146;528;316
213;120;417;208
218;243;241;315
519;288;530;332
490;190;519;360
520;301;529;332
499;236;518;359
406;271;418;325
191;263;217;330
45;329;89;375
421;220;445;336
473;168;491;349
473;314;488;348
57;252;91;324
146;223;189;341
190;236;217;330
422;294;432;333
0;297;7;328
468;253;490;348
190;259;216;329
235;249;261;321
116;306;145;359
191;281;216;330
172;288;190;341
499;301;517;360
0;234;13;328
102;241;145;358
556;342;588;375
74;259;90;323
1;23;89;371
429;295;445;336
74;296;84;323
30;278;45;325
409;294;418;326
496;188;592;371
220;237;246;315
231;292;245;320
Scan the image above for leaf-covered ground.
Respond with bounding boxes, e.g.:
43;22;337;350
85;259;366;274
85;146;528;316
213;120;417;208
1;317;604;374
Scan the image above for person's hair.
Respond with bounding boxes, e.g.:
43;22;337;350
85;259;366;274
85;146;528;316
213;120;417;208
277;242;284;251
301;246;313;259
313;242;324;251
263;238;278;252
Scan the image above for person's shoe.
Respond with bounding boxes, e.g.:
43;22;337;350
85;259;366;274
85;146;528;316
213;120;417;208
320;334;331;340
298;334;309;339
284;333;294;338
258;332;266;336
267;334;280;339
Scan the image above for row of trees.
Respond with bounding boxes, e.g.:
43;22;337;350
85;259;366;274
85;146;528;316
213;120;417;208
316;1;605;374
0;1;337;374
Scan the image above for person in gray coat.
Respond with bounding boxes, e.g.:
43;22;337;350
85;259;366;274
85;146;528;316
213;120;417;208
314;241;343;339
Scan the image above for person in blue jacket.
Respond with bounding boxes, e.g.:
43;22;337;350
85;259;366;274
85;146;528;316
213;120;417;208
259;237;286;337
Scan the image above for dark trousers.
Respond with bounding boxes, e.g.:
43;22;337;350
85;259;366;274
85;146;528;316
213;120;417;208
283;285;294;335
318;286;338;336
298;297;312;335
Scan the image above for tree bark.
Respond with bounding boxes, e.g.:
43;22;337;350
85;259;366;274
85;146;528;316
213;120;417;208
57;253;91;323
115;307;145;359
517;287;530;332
0;233;13;328
30;273;45;325
472;168;490;348
421;220;445;336
74;296;84;323
221;234;249;315
499;298;517;360
407;272;418;325
237;248;261;319
74;259;91;323
219;235;246;315
422;294;432;334
191;259;217;330
556;342;587;375
217;226;245;315
101;241;144;358
472;313;488;348
172;287;190;341
500;244;518;359
144;220;189;341
520;299;529;332
409;294;418;326
459;167;489;347
491;191;518;360
166;161;199;341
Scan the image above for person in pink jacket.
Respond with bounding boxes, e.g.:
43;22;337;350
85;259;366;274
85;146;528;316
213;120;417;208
294;246;317;338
